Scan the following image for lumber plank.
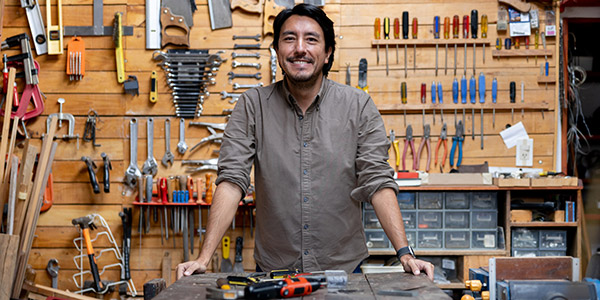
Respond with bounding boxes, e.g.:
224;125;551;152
0;235;19;300
13;141;38;239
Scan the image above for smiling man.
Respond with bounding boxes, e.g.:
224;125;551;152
176;4;433;279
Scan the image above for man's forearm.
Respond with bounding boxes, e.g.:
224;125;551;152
196;181;243;266
371;187;408;251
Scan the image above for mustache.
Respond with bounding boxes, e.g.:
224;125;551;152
286;56;314;63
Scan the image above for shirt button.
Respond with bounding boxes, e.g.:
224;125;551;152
304;224;309;230
303;169;308;175
304;250;309;255
303;197;308;202
303;142;308;147
298;115;304;120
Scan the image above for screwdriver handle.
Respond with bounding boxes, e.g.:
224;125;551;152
374;18;381;39
504;38;511;50
431;81;436;104
496;38;501;50
420;83;426;104
401;82;407;104
514;37;520;49
402;12;409;39
470;10;478;39
535;30;539;49
492;78;498;103
452;78;459;104
463;15;469;39
541;32;546;49
394;18;400;39
438;82;443;104
478;73;485;103
481;15;488;38
452;15;459;38
434;16;440;39
509;81;516;103
469;76;476;104
384;17;390;39
412;17;418;39
461;76;467;104
545;62;549;76
525;36;530;49
444;17;450;39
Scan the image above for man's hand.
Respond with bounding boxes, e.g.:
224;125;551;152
400;256;435;281
176;260;207;280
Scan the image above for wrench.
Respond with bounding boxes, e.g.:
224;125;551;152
142;118;158;176
177;118;188;154
124;119;142;189
228;71;262;80
220;91;242;100
232;60;261;69
232;34;261;41
233;82;264;90
162;119;175;167
46;258;59;289
231;52;261;59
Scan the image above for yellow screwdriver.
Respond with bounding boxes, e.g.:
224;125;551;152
481;14;488;63
401;81;407;126
384;17;390;76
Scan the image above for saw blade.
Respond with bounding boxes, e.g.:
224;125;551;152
162;0;194;27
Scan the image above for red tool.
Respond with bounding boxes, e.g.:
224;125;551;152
40;173;53;212
244;276;321;299
205;173;213;204
435;123;448;170
0;59;45;121
462;15;469;76
416;124;431;172
187;176;195;203
402;125;416;171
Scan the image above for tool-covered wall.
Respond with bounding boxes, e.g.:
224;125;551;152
1;0;559;296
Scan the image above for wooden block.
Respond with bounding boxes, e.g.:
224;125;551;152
425;173;493;185
143;278;166;300
510;210;533;223
0;234;20;300
162;252;171;286
493;257;575;281
494;178;531;187
552;210;565;222
531;177;579;187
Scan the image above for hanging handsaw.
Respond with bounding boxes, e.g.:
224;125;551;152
207;0;232;30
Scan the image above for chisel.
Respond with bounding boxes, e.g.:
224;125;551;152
374;18;380;65
401;82;407;126
492;78;497;128
444;17;450;75
384;17;390;76
471;10;478;76
453;15;459;75
453;78;459;127
469;75;476;140
412;17;417;73
463;15;469;76
510;81;516;123
461;76;467;127
478;72;485;149
481;14;488;63
438;81;444;123
431;81;436;124
434;16;440;76
402;12;409;77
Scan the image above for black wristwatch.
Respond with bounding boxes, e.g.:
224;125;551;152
396;246;416;261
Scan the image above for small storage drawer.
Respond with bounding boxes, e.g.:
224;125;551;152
471;211;498;229
472;230;497;249
445;192;470;209
472;192;497;209
418;211;443;229
418;231;443;248
445;231;470;248
418;192;443;209
365;230;390;249
539;230;567;250
402;211;416;229
512;249;538;257
363;209;381;229
406;230;416;248
512;228;538;248
397;192;416;209
444;211;470;229
538;250;567;256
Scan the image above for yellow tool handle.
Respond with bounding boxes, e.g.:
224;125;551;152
356;85;369;94
115;12;125;83
222;236;230;259
393;140;400;168
150;71;158;103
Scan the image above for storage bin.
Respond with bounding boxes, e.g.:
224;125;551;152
539;230;567;250
472;192;497;209
363;209;380;229
472;230;497;249
445;231;470;248
512;228;538;248
444;211;470;229
418;231;443;248
402;211;416;229
471;210;498;229
365;230;390;249
397;192;416;209
418;192;443;209
445;192;470;209
418;211;443;229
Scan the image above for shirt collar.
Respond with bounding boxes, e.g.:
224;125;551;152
281;76;330;112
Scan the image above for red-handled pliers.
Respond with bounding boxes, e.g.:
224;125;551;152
402;125;416;170
435;123;448;170
416;124;431;172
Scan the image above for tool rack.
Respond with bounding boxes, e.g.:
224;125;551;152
72;214;137;296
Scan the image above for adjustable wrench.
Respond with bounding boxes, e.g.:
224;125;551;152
232;61;261;69
142;118;158;176
228;71;262;80
124;119;142;189
233;82;263;90
177;118;188;154
161;119;175;167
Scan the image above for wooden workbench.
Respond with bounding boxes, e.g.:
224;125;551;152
152;272;451;299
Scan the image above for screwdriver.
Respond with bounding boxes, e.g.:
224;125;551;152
461;76;467;126
471;10;478;76
402;12;409;78
384;17;390;76
452;78;459;126
514;37;520;49
412;17;418;72
495;38;501;62
444;17;450;75
504;38;511;50
421;83;426;124
469;75;476;140
481;14;487;63
478;72;485;149
535;29;539;64
434;16;440;76
525;36;530;62
491;78;497;128
394;18;400;64
375;18;381;65
452;15;459;75
510;81;516;122
431;81;437;124
521;81;524;118
438;81;444;123
374;18;381;65
463;15;469;76
401;82;407;126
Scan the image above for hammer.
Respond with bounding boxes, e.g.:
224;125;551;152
72;216;103;292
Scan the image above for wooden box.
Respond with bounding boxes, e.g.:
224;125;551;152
530;177;579;187
494;178;531;187
510;210;533;222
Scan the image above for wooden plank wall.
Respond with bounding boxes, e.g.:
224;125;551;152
1;0;558;295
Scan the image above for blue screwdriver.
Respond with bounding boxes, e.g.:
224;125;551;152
492;78;497;128
453;78;458;126
461;76;467;127
438;82;444;123
431;81;436;124
478;72;486;149
469;75;476;140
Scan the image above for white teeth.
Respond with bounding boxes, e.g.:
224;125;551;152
293;61;308;64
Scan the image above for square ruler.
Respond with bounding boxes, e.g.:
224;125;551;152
63;0;133;36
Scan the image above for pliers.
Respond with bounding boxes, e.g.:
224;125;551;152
450;121;464;168
435;123;448;169
416;124;431;172
402;125;416;171
390;130;401;171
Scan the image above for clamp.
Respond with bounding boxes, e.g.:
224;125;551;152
46;98;79;149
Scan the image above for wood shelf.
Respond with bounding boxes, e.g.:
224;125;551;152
537;75;556;83
372;39;493;46
491;49;553;57
510;222;578;227
385;184;582;191
377;102;552;114
369;249;507;256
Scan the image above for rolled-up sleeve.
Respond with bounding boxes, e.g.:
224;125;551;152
215;91;256;196
350;96;398;203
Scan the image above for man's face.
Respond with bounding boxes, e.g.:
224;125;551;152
276;15;332;84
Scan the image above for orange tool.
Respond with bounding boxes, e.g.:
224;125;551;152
411;17;417;73
462;15;469;76
452;15;459;75
374;18;381;65
187;176;195;203
444;17;450;75
196;177;207;204
205;173;213;204
394;17;400;64
40;173;53;212
66;36;85;81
